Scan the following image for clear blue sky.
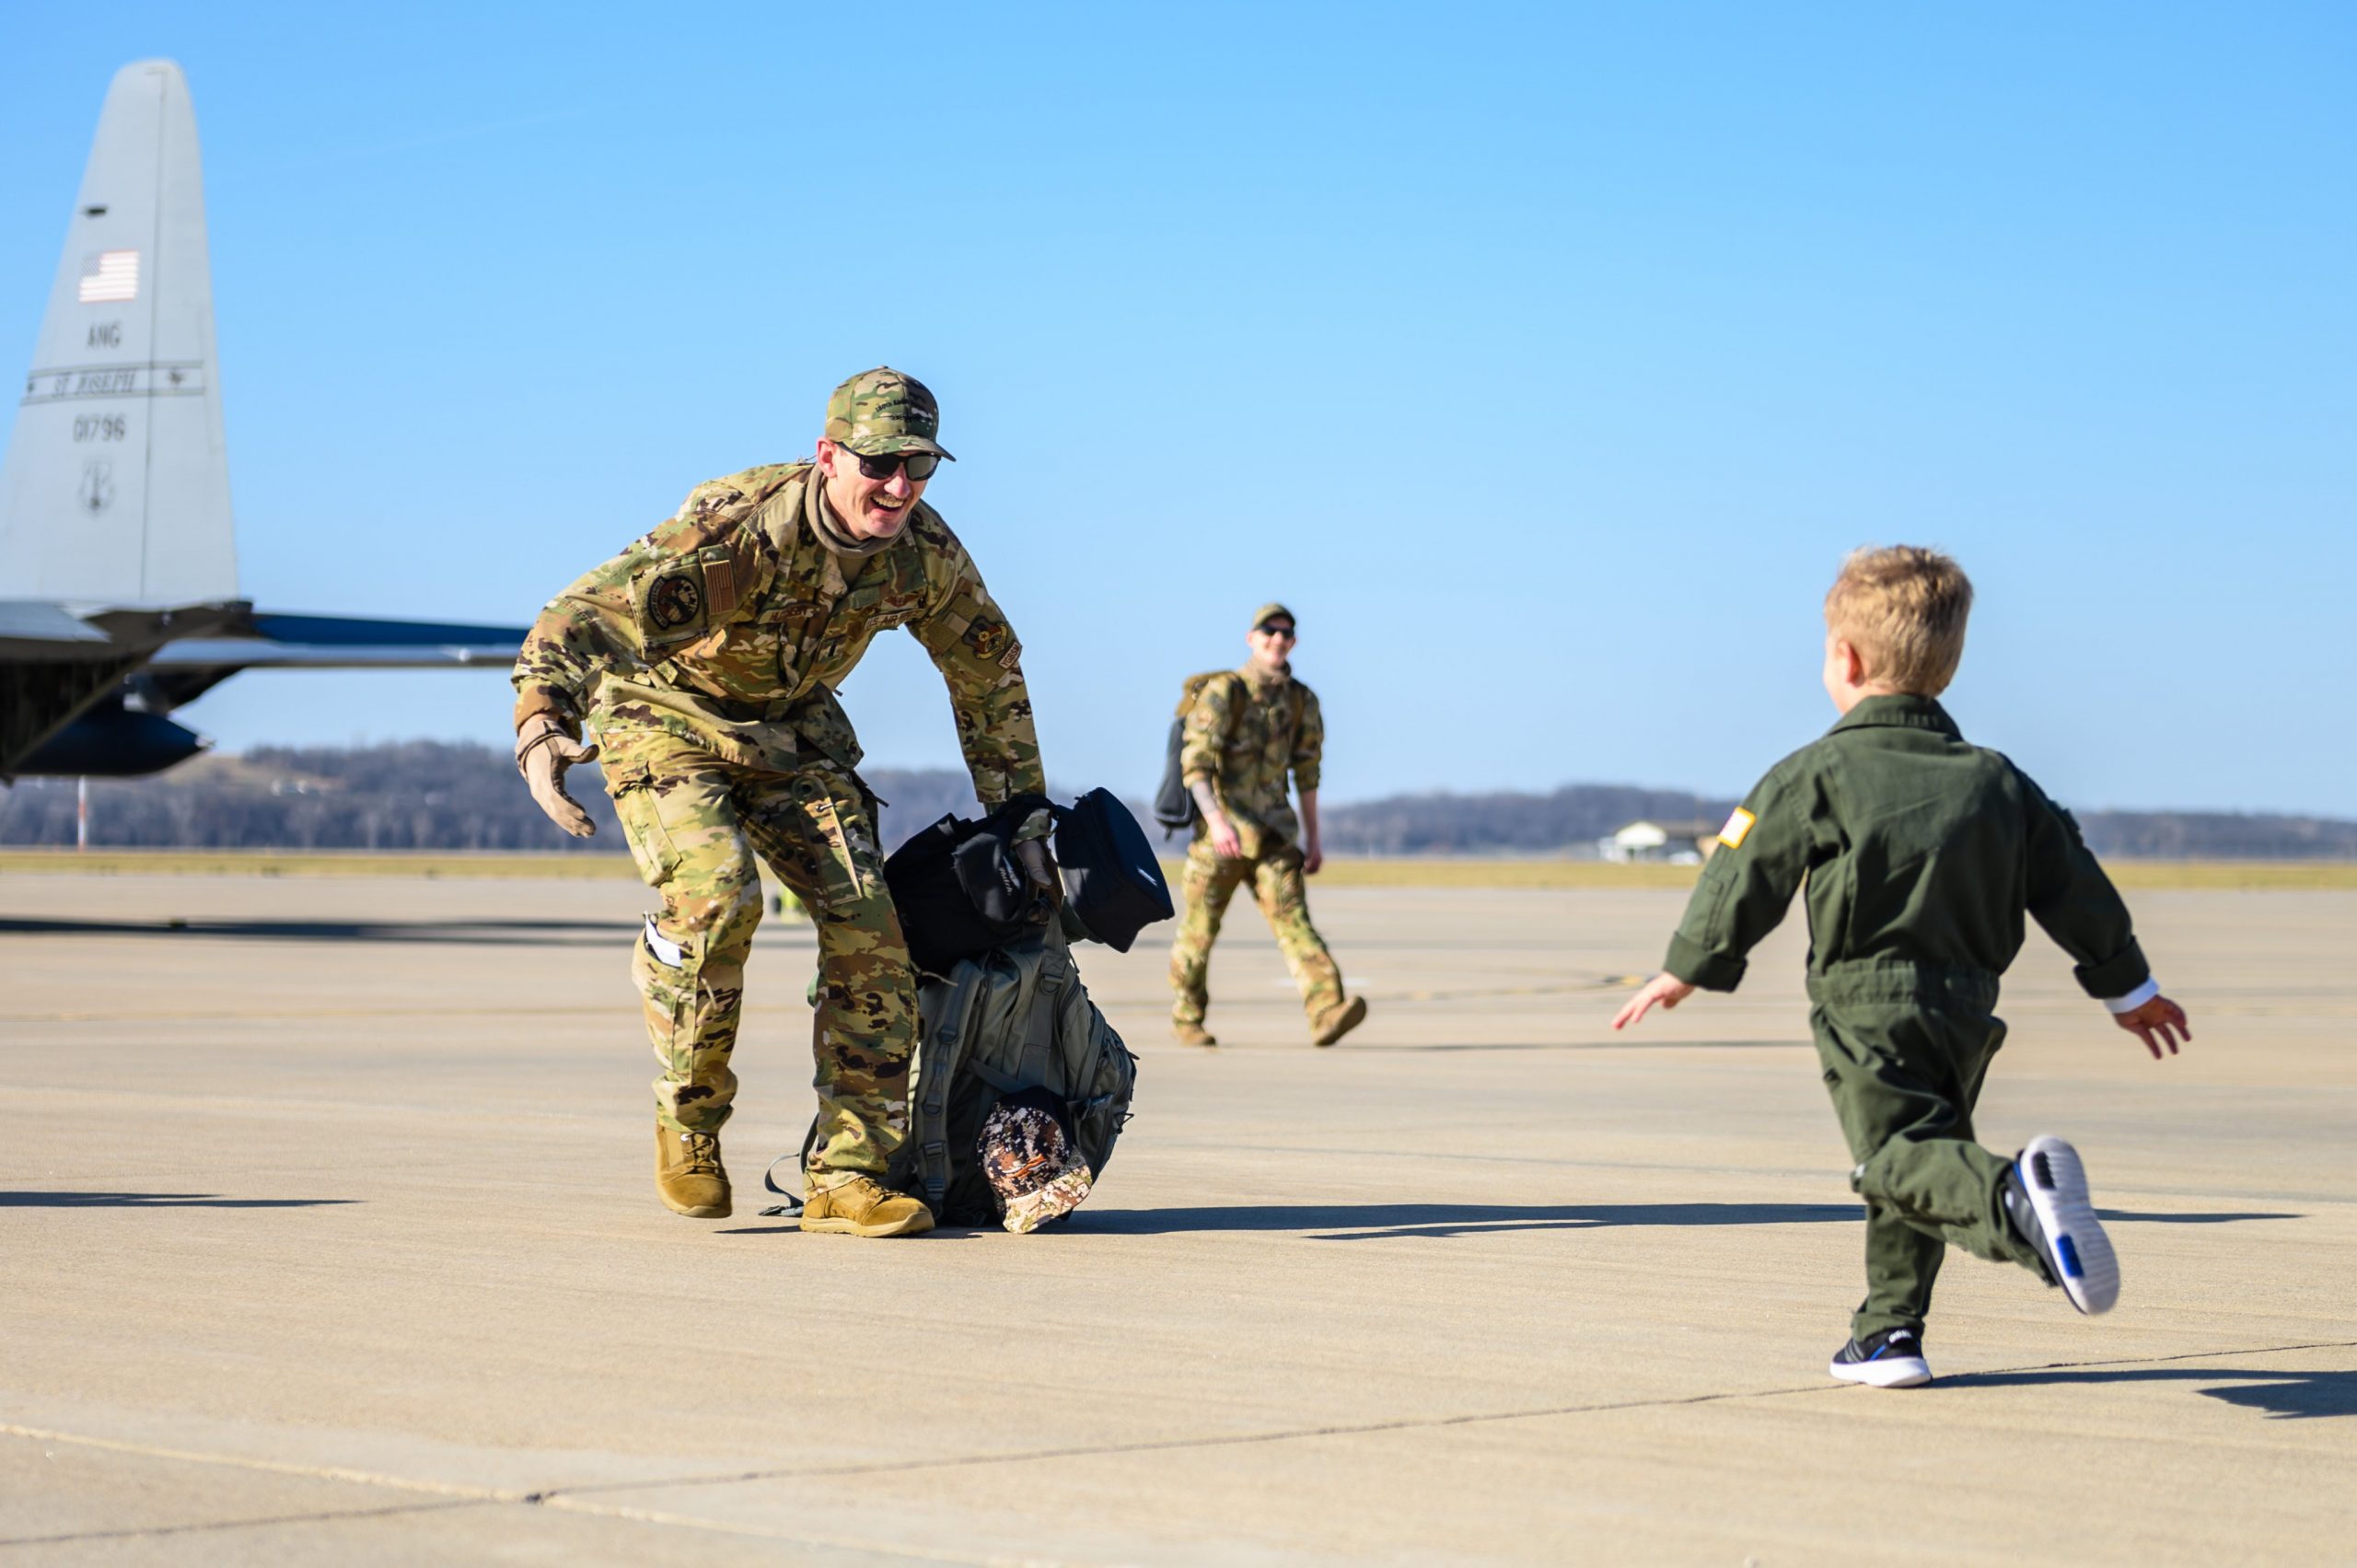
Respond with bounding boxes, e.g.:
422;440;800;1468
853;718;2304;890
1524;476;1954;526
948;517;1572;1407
6;4;2352;815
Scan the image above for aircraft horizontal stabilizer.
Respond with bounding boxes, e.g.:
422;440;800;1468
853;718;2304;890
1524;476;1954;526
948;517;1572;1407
0;600;113;645
145;610;525;670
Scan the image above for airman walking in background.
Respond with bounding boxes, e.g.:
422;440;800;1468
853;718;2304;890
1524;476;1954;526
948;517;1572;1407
1168;604;1366;1049
511;368;1051;1236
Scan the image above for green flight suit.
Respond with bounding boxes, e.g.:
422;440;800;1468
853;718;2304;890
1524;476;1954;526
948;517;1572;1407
1663;694;2151;1340
511;461;1043;1179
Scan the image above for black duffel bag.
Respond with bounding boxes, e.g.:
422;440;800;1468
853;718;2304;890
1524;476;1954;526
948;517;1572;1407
882;792;1055;978
1054;787;1175;953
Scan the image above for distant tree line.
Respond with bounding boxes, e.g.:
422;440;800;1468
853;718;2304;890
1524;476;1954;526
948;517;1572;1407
1318;785;1739;855
1318;787;2357;860
4;743;2351;859
0;742;991;855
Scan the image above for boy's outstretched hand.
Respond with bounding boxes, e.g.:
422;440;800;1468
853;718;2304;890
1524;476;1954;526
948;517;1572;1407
1613;973;1697;1030
2115;995;2191;1059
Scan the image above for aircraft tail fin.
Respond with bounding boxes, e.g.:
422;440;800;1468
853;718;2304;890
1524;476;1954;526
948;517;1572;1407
0;59;237;608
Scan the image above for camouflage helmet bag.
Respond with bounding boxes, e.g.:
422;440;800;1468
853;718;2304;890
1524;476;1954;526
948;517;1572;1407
977;1086;1095;1235
824;366;955;460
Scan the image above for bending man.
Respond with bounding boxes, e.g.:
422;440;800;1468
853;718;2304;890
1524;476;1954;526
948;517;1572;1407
511;368;1046;1237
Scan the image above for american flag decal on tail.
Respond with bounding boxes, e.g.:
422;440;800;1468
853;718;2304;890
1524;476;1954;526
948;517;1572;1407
78;250;138;304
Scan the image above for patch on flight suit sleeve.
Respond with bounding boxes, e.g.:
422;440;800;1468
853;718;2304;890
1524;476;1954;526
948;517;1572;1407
965;617;1012;663
646;571;702;631
1718;807;1757;849
636;552;723;645
698;547;739;620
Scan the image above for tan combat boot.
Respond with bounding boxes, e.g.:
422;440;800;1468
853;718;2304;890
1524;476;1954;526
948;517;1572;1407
1171;1020;1217;1048
1309;994;1368;1048
655;1123;732;1218
800;1175;935;1237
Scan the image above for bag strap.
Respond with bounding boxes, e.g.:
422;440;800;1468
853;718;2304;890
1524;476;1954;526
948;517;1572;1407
756;1126;817;1217
914;968;985;1210
1017;926;1072;1086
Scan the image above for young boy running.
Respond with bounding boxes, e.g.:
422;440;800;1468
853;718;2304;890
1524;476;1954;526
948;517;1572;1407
1613;546;2190;1388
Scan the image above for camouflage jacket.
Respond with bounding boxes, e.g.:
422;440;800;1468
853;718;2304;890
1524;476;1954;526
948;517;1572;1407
1178;665;1322;854
511;462;1042;803
1664;694;2149;1009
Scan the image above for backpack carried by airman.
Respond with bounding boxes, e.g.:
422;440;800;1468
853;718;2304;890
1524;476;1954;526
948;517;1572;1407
1151;671;1229;837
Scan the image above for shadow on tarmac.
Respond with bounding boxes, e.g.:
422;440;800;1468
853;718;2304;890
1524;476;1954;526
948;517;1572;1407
1081;1202;1864;1238
0;1191;357;1208
1075;1202;2301;1240
0;916;620;947
2095;1209;2300;1224
1340;1040;1807;1053
1945;1365;2357;1420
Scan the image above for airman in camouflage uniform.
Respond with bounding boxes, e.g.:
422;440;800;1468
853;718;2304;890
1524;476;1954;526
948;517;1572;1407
1168;604;1366;1049
512;368;1045;1236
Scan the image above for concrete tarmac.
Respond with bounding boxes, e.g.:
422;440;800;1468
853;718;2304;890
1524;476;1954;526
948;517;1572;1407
2;870;2351;1564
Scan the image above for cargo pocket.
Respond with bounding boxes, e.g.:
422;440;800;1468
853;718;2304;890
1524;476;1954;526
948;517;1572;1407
792;774;870;912
610;764;682;888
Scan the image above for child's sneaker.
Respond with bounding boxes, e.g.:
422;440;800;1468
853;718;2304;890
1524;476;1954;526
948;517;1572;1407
1829;1327;1932;1388
2003;1134;2120;1315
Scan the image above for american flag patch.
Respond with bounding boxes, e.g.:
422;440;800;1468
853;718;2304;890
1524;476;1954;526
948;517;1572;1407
79;250;138;304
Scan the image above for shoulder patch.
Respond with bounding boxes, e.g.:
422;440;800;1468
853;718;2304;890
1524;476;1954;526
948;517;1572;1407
964;617;1012;662
1718;807;1757;850
647;570;702;631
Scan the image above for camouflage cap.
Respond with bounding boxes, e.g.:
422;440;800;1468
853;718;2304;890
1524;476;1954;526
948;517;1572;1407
1250;602;1296;631
978;1088;1094;1235
823;366;955;460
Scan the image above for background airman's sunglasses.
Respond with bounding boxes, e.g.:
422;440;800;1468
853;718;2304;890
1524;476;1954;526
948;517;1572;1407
1256;622;1297;640
849;449;942;482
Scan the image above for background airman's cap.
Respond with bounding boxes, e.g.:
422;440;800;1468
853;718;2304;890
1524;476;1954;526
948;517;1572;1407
1250;602;1296;631
824;367;955;460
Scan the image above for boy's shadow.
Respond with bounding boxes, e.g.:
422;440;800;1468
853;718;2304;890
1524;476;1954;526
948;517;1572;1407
1080;1202;1864;1240
1076;1203;2296;1242
1945;1365;2357;1420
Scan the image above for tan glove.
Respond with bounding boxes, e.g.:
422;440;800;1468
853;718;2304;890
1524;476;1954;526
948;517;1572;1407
516;714;601;838
1012;807;1063;910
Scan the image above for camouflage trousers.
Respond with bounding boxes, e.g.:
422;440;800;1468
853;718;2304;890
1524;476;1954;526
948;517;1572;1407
599;727;914;1182
1169;840;1342;1027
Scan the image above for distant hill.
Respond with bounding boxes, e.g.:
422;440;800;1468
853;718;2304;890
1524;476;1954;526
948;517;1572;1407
1320;786;1739;855
3;746;2351;859
1318;785;2357;861
0;742;988;855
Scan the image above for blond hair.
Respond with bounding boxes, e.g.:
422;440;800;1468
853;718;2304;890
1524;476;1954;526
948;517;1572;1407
1823;546;1973;695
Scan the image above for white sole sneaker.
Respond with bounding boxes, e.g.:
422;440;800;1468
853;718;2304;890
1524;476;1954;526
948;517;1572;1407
1829;1341;1932;1388
2018;1135;2119;1315
1829;1353;1932;1388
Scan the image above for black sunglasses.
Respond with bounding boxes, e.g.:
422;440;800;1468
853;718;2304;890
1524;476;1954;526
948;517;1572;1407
847;448;941;482
1256;622;1296;640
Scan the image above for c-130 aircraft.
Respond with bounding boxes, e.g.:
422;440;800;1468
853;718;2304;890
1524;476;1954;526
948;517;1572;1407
0;60;523;781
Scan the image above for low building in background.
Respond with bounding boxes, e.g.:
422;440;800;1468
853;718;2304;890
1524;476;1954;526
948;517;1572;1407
1600;819;1718;865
